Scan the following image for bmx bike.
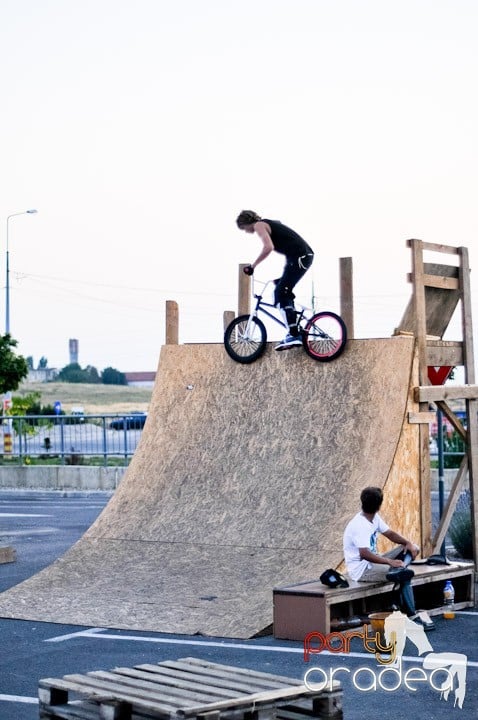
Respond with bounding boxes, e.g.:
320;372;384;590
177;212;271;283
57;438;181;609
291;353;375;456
224;279;347;364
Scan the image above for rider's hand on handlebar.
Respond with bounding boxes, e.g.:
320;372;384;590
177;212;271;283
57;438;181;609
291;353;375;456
243;264;254;276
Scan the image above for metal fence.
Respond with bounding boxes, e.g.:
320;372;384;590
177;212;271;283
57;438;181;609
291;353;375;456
0;414;146;465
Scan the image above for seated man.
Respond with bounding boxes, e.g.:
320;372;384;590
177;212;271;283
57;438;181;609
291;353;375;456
343;486;419;583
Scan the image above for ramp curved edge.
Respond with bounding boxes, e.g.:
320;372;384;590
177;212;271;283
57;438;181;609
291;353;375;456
0;337;418;638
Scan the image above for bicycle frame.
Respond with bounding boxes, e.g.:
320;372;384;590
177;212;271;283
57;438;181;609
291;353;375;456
245;280;308;335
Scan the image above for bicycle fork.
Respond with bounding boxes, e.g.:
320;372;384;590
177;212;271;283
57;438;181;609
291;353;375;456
243;311;259;338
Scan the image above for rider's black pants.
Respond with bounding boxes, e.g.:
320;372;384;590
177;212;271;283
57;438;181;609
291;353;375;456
274;253;314;310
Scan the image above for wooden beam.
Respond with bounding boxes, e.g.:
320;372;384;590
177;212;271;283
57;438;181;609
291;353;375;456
432;456;468;554
408;412;436;424
466;398;478;567
422;274;459;290
410;239;428;385
426;341;463;367
460;247;476;384
458;247;478;565
223;311;235;331
419;240;460;255
407;240;433;555
165;301;179;345
238;265;251;316
415;385;478;402
339;257;354;339
435;401;467;441
466;400;478;566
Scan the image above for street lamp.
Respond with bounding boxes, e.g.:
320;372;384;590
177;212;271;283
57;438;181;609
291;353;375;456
5;209;37;335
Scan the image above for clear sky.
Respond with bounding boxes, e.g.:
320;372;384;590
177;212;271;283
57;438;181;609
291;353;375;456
1;0;477;373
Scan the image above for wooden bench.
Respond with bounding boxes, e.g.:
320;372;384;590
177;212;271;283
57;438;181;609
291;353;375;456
273;562;475;640
39;656;343;720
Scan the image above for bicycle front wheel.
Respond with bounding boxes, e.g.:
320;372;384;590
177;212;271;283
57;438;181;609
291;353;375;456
224;315;267;364
303;311;347;361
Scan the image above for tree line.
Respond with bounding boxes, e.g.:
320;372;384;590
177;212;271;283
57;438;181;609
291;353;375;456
1;334;127;395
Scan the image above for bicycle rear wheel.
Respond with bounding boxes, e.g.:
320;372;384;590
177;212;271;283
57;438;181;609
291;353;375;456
303;311;347;361
224;315;267;364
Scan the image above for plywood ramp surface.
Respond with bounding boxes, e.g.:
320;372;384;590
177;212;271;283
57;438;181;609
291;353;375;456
0;338;416;638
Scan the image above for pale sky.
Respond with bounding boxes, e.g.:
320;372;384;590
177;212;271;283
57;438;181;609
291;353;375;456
1;0;477;373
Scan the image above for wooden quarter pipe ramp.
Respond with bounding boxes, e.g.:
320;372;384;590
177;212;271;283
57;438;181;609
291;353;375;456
0;338;420;638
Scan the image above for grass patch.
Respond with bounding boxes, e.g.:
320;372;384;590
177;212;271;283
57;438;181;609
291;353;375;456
15;382;152;414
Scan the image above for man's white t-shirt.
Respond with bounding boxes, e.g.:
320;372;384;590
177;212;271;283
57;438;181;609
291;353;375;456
343;512;390;581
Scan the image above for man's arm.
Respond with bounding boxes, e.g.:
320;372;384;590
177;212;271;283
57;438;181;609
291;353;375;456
382;529;420;559
250;221;274;269
358;547;405;568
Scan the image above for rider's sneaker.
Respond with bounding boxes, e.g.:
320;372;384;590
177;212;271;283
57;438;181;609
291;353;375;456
274;334;302;351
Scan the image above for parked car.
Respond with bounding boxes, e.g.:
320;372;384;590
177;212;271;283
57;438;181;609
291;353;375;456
110;412;148;430
70;406;85;423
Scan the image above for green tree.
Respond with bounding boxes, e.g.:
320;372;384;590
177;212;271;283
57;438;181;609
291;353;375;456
11;391;42;415
0;334;28;394
38;356;48;368
101;367;127;385
57;363;85;383
57;362;100;383
85;365;101;384
10;391;54;445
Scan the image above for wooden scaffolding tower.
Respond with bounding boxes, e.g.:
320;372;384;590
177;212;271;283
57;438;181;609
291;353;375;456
396;239;478;565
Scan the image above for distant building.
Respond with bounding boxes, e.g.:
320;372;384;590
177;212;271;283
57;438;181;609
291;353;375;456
69;338;79;365
27;368;59;383
124;371;156;388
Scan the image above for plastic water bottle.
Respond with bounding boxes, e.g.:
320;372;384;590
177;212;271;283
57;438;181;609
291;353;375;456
443;580;455;619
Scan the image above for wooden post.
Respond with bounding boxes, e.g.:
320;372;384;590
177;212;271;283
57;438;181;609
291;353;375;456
238;264;251;316
339;257;354;339
459;246;478;566
223;311;235;331
408;239;433;556
165;301;179;345
409;239;428;382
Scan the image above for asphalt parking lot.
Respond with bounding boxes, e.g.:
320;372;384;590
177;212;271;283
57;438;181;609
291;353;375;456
0;490;477;720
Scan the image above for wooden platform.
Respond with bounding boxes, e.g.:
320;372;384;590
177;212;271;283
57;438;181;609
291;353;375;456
38;656;343;720
273;562;475;640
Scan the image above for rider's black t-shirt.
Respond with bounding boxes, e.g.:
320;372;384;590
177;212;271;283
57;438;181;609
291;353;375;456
263;219;313;257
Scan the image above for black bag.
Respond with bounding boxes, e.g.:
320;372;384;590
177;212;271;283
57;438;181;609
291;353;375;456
320;569;349;588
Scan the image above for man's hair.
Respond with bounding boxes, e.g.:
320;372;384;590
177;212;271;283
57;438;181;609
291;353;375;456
236;210;262;228
360;486;383;514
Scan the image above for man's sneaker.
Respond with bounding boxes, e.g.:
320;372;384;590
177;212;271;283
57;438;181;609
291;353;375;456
274;334;302;351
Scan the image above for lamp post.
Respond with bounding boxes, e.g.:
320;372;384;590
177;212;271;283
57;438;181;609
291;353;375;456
5;209;37;335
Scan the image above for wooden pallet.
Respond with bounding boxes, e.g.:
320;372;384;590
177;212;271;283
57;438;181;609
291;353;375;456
39;656;343;720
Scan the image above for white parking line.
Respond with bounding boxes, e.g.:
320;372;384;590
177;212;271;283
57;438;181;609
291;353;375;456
45;628;478;667
0;528;59;537
0;694;38;704
46;627;106;642
0;513;52;517
0;504;108;509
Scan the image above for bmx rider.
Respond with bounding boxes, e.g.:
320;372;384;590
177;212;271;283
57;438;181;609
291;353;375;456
236;210;314;350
